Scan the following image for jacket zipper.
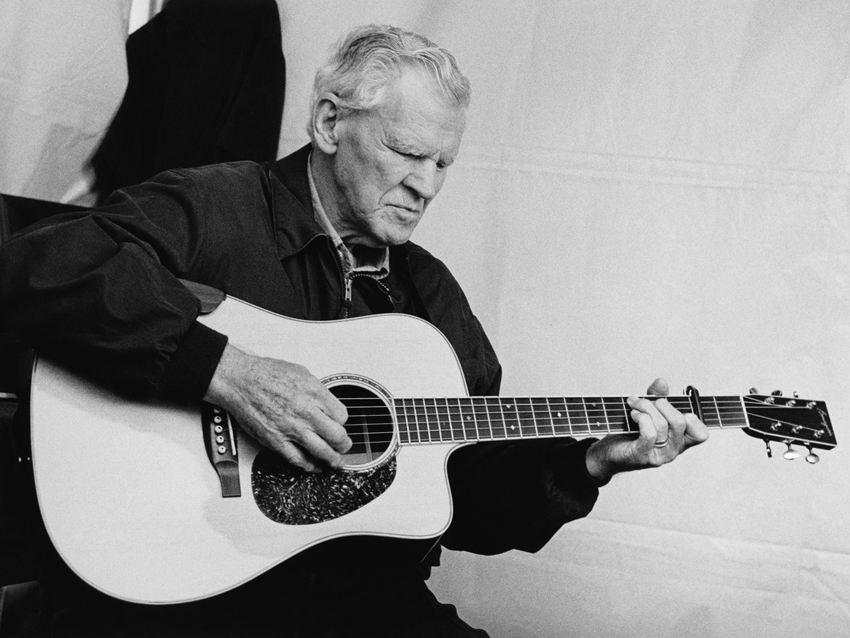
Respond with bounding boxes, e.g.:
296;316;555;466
329;236;393;318
344;272;393;319
342;273;353;318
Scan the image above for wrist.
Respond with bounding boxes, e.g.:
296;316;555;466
204;342;247;407
585;438;616;484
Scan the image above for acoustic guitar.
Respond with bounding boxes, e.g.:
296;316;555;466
30;295;836;604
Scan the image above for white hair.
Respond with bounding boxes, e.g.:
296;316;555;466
307;24;471;139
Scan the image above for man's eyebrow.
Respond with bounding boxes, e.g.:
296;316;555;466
384;134;419;153
385;135;458;166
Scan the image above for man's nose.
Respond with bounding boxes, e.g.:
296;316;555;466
403;160;441;201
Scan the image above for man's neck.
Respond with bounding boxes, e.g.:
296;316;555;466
308;150;349;239
307;150;389;276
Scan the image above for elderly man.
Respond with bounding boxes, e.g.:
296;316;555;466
0;24;707;637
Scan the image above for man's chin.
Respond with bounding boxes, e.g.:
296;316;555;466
375;220;419;247
376;232;413;247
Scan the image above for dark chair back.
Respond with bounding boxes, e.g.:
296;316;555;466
0;194;88;636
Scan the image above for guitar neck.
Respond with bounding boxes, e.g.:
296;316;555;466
392;395;747;445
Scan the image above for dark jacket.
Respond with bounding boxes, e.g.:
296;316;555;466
0;145;600;558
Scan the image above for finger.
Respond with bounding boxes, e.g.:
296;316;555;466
627;395;668;444
274;410;350;468
629;410;669;458
653;398;688;440
318;389;349;425
295;428;352;470
646;377;670;397
307;409;353;454
276;440;321;473
682;412;710;448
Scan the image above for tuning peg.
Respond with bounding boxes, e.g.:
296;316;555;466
764;440;773;458
771;390;783;396
783;442;799;461
749;387;759;394
805;445;820;465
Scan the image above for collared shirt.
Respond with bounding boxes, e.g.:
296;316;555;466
307;154;390;280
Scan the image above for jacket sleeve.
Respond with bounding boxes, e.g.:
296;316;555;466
406;248;605;554
0;167;259;400
442;437;605;554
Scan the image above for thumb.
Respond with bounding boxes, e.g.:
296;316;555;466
646;377;669;396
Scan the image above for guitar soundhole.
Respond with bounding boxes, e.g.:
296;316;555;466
329;382;395;469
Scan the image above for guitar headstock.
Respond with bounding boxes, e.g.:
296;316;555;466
743;392;835;463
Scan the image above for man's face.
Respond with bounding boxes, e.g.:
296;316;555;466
326;69;467;248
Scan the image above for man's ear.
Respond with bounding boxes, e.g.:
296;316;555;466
311;95;342;155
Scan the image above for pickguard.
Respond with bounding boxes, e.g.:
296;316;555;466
252;450;397;525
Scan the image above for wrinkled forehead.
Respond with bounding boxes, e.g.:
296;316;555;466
382;71;466;142
373;63;467;115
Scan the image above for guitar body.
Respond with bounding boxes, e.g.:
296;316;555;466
30;296;468;604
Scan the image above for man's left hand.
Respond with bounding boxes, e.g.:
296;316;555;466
585;378;709;483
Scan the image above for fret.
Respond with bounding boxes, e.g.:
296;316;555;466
472;397;492;440
410;398;425;444
422;399;440;442
446;399;463;441
548;397;572;437
624;397;640;434
516;398;537;437
436;399;453;441
410;399;428;443
501;399;522;438
585;398;608;434
458;398;478;442
701;396;723;428
485;397;508;439
532;397;554;437
566;397;590;436
715;396;747;428
397;398;413;445
602;397;629;434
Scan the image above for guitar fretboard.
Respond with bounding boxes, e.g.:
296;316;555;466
393;395;747;445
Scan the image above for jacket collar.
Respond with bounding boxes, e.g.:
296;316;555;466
268;144;326;260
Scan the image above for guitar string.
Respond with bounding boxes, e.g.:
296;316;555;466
342;418;808;434
334;398;813;436
340;403;749;420
339;401;752;422
342;411;811;436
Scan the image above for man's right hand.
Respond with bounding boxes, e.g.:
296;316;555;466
204;343;352;472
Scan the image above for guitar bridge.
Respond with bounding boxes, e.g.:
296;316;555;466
202;402;241;497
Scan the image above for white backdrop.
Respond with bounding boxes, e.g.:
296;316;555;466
2;1;849;636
